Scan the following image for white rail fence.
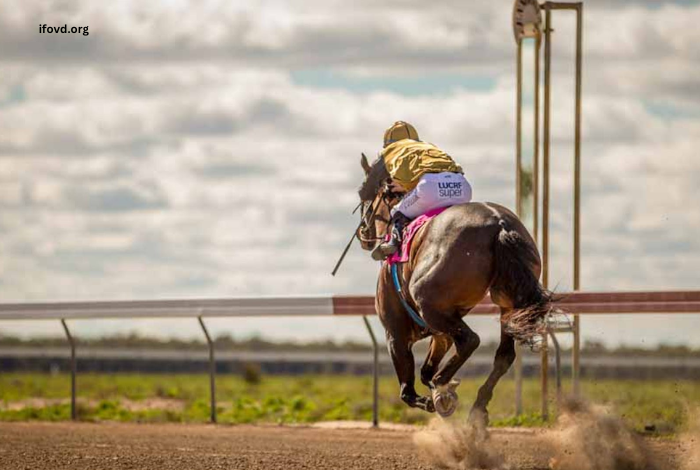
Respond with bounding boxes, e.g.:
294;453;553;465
1;291;699;425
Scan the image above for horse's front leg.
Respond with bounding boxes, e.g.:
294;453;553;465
469;311;516;426
387;334;435;413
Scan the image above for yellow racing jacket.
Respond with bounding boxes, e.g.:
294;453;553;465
381;139;463;191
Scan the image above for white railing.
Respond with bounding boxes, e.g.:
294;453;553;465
1;291;699;425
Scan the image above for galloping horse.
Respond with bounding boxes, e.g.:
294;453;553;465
357;154;557;423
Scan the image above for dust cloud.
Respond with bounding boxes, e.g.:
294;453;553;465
545;398;659;470
413;417;507;470
413;398;670;470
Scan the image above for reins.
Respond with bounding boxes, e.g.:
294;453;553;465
330;179;394;276
362;190;430;332
357;191;392;243
331;192;387;276
390;263;429;330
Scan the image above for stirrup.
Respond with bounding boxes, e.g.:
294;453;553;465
371;242;399;261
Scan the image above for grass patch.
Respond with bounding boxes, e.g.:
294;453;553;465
1;373;699;433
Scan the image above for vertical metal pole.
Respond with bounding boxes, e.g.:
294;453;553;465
542;3;552;290
514;347;523;416
60;319;76;420
548;330;562;407
514;38;524;417
362;316;379;428
516;40;523;218
540;334;549;420
572;2;583;398
540;1;552;421
533;36;541;244
573;316;581;395
198;316;216;423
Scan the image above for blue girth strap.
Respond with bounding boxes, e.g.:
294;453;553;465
390;263;428;329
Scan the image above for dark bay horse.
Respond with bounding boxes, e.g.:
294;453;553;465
357;154;557;423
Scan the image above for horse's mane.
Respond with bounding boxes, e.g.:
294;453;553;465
358;156;389;201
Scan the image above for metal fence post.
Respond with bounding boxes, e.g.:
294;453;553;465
198;315;217;423
60;319;77;420
573;314;581;395
362;316;379;428
540;334;549;420
514;345;523;416
548;330;562;409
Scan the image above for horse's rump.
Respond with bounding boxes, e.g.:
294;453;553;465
408;202;555;345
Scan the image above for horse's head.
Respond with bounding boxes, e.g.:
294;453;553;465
357;153;394;251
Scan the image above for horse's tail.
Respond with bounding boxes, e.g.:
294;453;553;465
491;219;558;346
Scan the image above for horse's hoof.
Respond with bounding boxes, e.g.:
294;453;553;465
468;408;489;429
434;394;458;417
432;379;460;418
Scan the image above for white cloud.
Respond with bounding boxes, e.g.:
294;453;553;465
0;0;699;346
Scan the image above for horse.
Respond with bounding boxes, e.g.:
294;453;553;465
357;154;558;423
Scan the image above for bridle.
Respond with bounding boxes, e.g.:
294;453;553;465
330;181;396;277
357;188;394;244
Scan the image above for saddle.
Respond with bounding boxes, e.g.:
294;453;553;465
385;206;449;265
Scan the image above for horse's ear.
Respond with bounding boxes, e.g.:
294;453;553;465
360;153;371;175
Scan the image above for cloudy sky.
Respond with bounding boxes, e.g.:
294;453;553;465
0;0;699;347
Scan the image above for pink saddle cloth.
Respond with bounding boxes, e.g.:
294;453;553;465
386;206;449;265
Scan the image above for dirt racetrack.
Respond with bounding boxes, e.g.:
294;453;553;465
0;421;685;470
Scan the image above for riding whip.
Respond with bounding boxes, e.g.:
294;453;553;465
331;218;363;276
332;152;376;276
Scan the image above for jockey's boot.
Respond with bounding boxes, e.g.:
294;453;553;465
371;212;411;261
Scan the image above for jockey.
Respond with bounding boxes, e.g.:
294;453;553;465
372;121;472;261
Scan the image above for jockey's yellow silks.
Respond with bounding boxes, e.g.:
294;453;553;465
381;139;463;191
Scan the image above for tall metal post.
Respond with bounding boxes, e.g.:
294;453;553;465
362;316;379;428
60;319;77;420
514;34;525;419
533;36;541;243
541;1;584;410
516;40;523;219
514;0;583;422
542;3;552;292
572;2;583;397
513;0;543;418
541;2;553;420
198;316;217;423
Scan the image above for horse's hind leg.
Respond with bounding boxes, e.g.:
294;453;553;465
469;308;516;425
416;307;480;416
420;334;453;389
387;334;435;413
424;310;480;388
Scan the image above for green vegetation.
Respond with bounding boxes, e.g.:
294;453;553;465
1;373;699;434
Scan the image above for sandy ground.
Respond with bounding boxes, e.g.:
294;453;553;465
0;422;685;470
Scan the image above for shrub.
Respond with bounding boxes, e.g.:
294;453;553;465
242;363;262;385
